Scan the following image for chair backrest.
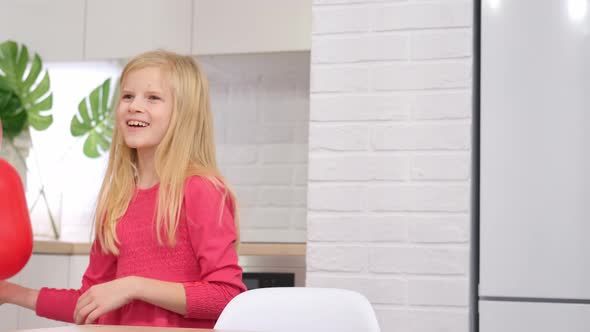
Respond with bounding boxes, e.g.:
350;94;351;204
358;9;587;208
214;287;381;332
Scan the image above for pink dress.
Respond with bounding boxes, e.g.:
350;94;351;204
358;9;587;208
35;176;247;328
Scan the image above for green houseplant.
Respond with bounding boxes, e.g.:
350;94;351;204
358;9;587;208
0;41;53;135
70;77;117;158
0;40;118;161
0;40;118;239
0;40;53;169
0;40;60;239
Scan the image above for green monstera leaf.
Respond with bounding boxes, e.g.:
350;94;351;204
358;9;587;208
0;41;52;132
71;78;117;158
0;77;25;138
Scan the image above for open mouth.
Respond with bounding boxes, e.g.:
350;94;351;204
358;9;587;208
127;120;150;128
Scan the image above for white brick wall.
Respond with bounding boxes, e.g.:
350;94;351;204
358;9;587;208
202;52;310;243
307;1;472;332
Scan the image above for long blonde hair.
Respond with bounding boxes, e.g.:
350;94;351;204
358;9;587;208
94;50;238;255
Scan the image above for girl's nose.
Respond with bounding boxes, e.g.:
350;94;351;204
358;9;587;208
128;99;144;113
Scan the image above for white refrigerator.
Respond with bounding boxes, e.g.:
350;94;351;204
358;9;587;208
479;0;590;331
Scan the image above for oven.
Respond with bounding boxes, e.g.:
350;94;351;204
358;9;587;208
239;255;305;289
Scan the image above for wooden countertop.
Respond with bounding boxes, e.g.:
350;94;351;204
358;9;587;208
33;240;306;256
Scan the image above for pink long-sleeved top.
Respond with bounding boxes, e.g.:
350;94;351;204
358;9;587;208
35;176;247;328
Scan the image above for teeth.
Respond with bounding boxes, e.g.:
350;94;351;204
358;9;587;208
127;120;149;127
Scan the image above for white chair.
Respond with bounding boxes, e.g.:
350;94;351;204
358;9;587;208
214;287;381;332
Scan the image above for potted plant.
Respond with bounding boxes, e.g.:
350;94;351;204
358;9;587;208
0;40;119;239
0;40;57;238
0;40;53;179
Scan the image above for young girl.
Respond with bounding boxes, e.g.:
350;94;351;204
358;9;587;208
0;50;246;328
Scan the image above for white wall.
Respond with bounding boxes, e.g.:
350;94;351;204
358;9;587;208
306;1;473;331
202;52;310;243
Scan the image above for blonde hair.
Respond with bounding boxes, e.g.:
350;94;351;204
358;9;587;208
94;50;238;255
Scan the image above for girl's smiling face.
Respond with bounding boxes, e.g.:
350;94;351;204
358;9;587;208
116;66;173;155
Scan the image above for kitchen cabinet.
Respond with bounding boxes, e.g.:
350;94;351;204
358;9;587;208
193;0;312;55
0;255;71;331
0;0;85;61
0;0;311;61
17;255;70;329
84;0;192;60
68;255;90;289
480;301;590;332
0;255;87;332
0;275;20;331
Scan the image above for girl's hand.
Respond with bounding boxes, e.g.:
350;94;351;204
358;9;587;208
0;280;18;304
0;280;9;304
0;280;38;310
74;277;138;324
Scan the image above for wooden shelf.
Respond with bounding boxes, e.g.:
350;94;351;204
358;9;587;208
238;243;306;256
33;241;306;256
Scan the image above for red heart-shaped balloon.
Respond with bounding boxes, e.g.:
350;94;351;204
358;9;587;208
0;159;33;280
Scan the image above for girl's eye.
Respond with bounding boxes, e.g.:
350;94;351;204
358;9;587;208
122;94;133;100
149;95;161;101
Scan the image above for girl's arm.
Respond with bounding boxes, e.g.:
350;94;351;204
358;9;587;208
0;242;116;323
0;280;39;310
181;176;247;319
130;277;187;314
37;240;117;323
0;240;116;324
73;276;186;325
128;276;242;317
